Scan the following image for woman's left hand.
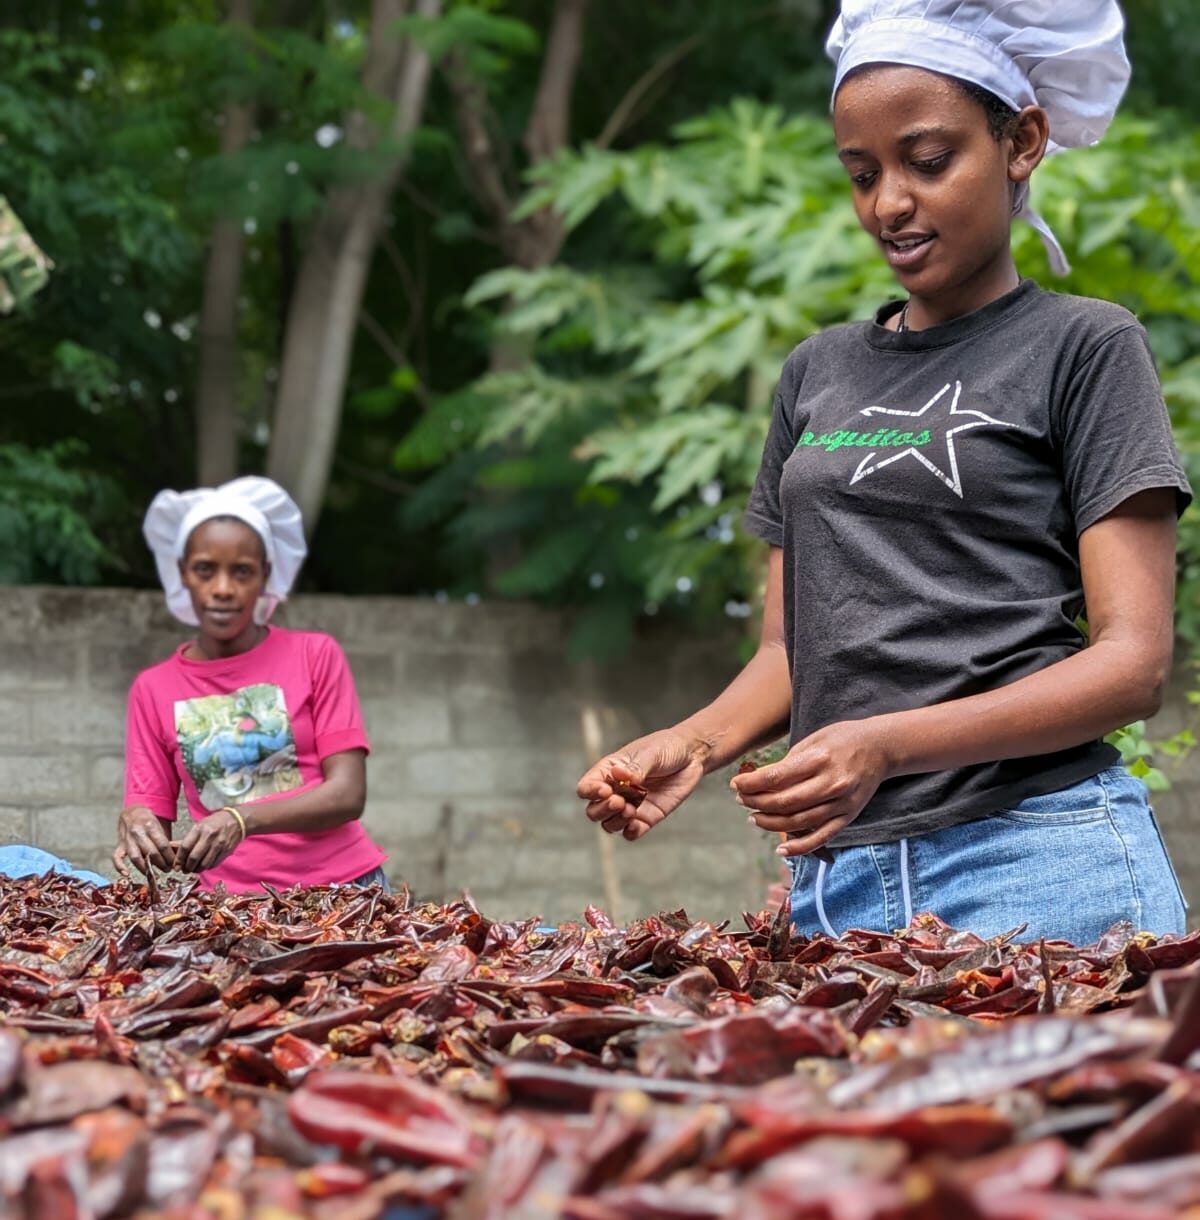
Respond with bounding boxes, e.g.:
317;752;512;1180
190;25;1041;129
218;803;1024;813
173;808;246;874
731;719;894;857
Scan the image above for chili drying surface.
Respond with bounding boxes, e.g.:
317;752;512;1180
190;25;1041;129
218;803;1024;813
0;874;1198;1217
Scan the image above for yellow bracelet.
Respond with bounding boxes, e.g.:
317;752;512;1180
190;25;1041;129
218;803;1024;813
221;805;248;841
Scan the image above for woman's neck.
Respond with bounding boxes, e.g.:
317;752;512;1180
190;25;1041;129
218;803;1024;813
186;622;266;661
902;259;1020;332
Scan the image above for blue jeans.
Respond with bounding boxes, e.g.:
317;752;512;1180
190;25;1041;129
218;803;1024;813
788;768;1186;945
350;865;391;892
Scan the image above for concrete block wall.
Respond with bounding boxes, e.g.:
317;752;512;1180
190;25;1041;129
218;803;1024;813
0;587;1196;927
0;587;776;924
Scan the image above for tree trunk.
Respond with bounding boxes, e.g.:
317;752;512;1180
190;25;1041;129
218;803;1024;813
195;0;255;487
447;0;590;276
267;0;441;530
444;0;590;380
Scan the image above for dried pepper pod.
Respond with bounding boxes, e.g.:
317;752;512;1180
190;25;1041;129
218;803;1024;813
609;776;649;807
737;757;835;867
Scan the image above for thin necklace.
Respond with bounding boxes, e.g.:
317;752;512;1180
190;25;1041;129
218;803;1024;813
897;301;910;333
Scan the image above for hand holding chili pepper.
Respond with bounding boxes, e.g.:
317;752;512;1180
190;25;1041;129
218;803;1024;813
113;805;176;878
578;730;706;841
172;807;247;874
731;718;895;857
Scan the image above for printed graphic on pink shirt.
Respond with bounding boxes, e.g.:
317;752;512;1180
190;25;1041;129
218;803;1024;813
174;683;302;811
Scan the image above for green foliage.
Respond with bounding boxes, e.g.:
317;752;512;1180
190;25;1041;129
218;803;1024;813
2;0;1197;672
0;443;120;584
1107;720;1198;793
396;6;539;76
0;11;425;581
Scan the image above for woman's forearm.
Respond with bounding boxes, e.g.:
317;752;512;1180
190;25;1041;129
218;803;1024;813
877;637;1167;779
672;546;794;774
237;753;366;836
674;639;794;774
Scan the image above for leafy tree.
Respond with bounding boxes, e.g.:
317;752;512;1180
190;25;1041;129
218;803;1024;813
0;442;118;584
0;0;1195;651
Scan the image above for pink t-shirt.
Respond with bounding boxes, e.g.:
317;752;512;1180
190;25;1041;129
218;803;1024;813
124;627;385;892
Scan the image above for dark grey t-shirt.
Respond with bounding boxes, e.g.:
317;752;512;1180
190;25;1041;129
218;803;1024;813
744;280;1191;846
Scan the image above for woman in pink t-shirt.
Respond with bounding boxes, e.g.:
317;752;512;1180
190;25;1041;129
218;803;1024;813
113;477;387;893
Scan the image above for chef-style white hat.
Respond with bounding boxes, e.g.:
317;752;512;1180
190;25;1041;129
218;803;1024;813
143;476;306;626
826;0;1131;274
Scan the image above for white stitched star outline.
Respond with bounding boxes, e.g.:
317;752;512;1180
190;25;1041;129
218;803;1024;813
849;381;1015;499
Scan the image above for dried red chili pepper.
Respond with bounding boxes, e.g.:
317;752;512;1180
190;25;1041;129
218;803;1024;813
0;873;1197;1218
609;777;649;806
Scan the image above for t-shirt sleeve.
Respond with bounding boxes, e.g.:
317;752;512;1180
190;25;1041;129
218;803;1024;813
309;635;371;760
744;345;807;547
1055;323;1192;534
123;674;180;819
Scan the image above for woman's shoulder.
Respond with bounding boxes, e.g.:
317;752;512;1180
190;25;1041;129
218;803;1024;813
270;625;341;645
269;626;349;662
1027;286;1145;340
130;645;186;692
777;320;869;383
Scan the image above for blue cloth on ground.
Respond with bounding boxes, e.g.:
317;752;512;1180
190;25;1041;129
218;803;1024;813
0;845;110;886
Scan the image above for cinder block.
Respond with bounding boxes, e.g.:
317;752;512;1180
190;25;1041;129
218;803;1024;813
385;850;451;905
361;798;453;841
450;689;586;750
87;642;178;692
0;755;86;802
398;648;557;699
343;651;397;696
0;697;31;747
402;748;583;799
31;805;117;853
0;805;31;840
31;694;128;748
89;755;126;801
447;838;602;912
311;596;566;652
35;589;156;639
0;642;80;690
0;590;43;643
282;596;528;648
360;696;452;748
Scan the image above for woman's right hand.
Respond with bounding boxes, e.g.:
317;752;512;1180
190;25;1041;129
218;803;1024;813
113;806;175;878
577;729;706;840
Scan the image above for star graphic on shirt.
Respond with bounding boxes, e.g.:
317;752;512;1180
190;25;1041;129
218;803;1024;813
848;381;1015;499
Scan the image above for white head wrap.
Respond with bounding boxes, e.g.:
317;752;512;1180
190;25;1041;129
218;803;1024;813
143;476;306;627
825;1;1131;274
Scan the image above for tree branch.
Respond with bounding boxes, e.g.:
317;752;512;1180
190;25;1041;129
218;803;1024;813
333;452;417;495
594;5;795;150
195;0;256;486
444;47;515;227
358;308;406;366
594;31;704;150
442;0;591;269
523;0;591;164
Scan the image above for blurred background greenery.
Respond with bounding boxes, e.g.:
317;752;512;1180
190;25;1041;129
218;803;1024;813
1;0;1197;662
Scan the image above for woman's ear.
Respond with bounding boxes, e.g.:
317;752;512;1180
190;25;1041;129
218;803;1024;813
1008;105;1050;184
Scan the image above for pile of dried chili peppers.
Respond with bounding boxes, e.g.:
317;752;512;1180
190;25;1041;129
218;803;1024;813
1;874;1199;1218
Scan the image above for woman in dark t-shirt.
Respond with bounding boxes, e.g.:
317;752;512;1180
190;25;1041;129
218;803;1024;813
576;0;1190;944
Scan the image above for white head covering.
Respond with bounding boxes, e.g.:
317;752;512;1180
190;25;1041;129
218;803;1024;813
825;1;1131;274
143;476;306;626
